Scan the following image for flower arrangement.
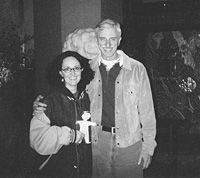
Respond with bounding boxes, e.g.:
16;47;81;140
0;62;12;88
145;30;200;127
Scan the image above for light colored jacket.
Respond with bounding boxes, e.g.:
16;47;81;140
86;50;157;156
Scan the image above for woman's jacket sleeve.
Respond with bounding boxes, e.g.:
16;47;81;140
30;112;72;155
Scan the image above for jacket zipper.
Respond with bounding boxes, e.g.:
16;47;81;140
74;100;80;178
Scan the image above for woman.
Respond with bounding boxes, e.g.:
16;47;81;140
30;51;95;178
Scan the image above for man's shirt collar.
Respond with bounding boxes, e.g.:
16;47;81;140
98;52;123;68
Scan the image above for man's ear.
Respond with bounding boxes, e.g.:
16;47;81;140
118;37;122;46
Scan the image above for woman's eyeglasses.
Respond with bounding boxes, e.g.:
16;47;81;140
62;66;82;73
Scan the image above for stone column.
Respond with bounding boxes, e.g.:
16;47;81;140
33;0;62;95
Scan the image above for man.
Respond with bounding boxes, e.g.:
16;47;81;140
33;19;156;178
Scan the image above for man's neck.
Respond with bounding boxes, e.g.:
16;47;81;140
102;53;119;61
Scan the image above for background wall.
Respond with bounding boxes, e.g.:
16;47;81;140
61;0;101;45
0;0;19;27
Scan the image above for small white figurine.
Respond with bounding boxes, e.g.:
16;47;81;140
76;111;96;144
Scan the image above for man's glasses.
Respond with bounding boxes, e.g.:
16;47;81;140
62;66;82;73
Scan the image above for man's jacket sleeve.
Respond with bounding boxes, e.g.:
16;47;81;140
139;67;157;156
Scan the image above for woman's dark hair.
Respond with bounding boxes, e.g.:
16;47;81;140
47;51;95;92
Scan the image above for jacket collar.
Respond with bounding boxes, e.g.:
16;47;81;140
93;50;132;71
54;84;84;100
117;50;132;71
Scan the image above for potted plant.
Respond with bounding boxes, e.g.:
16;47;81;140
0;23;34;98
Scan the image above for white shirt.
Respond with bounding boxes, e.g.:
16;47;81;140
99;53;123;71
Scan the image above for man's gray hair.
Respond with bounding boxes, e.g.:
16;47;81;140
95;19;122;38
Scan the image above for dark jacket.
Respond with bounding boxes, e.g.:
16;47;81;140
30;85;92;178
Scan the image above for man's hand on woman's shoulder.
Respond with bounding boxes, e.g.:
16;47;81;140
33;95;47;114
